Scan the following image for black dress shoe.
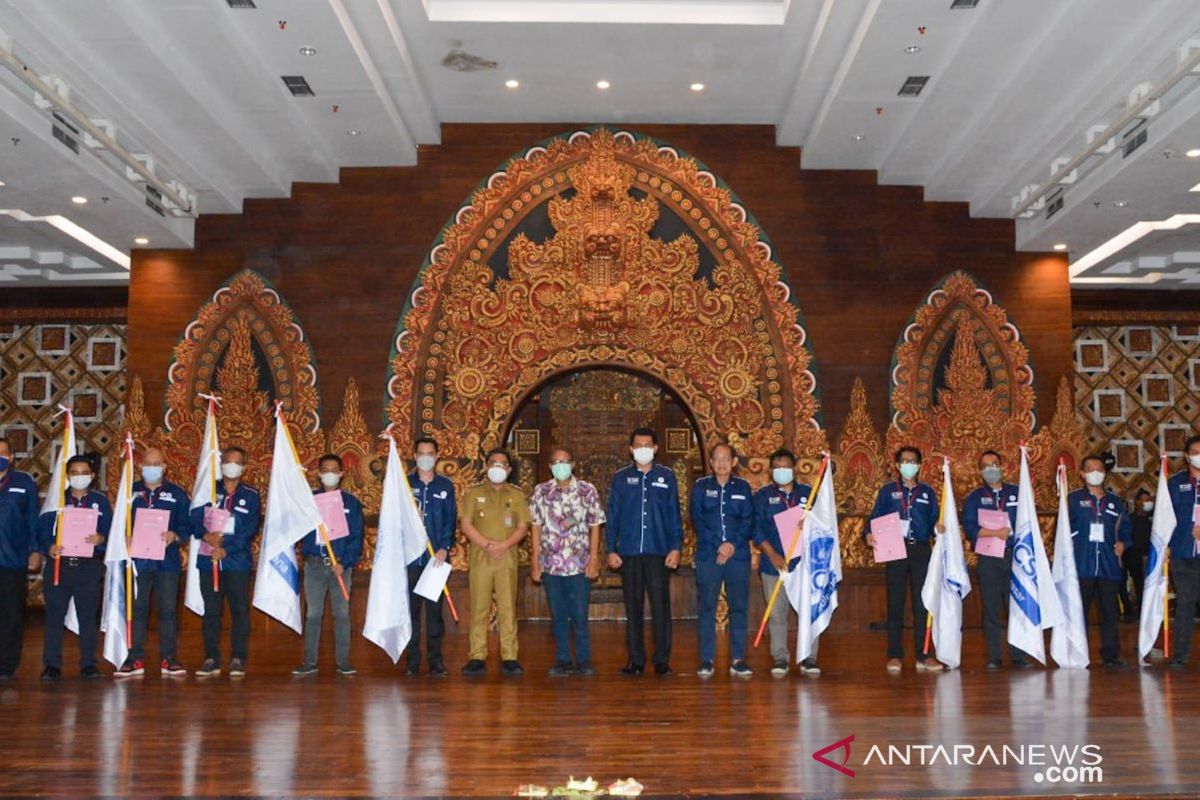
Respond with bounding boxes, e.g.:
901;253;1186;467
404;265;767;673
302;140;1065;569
575;661;596;676
40;666;60;682
619;663;644;675
461;659;486;676
1103;658;1127;669
429;662;448;678
1011;658;1033;669
654;663;673;676
81;665;103;680
405;663;421;677
547;662;573;677
501;660;524;675
985;659;1002;671
1167;659;1187;670
0;671;13;682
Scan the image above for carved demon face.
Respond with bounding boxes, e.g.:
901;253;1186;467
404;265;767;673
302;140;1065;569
583;227;622;260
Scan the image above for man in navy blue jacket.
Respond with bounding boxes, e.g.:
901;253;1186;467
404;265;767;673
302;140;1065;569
404;437;455;677
1164;434;1200;668
866;446;943;673
39;454;110;681
752;448;815;676
1069;454;1132;667
607;427;683;676
961;450;1029;669
0;436;40;680
190;446;261;678
292;454;364;677
690;443;755;678
115;447;191;678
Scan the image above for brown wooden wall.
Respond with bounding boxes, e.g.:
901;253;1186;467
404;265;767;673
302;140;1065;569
127;124;1073;438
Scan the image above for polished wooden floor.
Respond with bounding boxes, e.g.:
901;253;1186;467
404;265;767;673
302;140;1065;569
1;615;1198;799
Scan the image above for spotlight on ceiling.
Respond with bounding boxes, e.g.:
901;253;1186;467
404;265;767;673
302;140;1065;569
690;82;705;92
134;237;149;246
71;196;87;204
596;79;610;90
505;79;519;89
299;46;317;56
1053;243;1068;251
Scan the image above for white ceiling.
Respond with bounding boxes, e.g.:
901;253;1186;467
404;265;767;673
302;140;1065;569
2;0;1200;288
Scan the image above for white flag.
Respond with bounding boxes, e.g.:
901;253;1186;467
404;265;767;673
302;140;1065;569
185;398;221;617
42;408;81;633
252;405;322;633
920;459;971;669
1007;446;1064;664
100;435;134;668
363;436;430;662
783;458;840;663
1050;464;1089;668
1138;458;1174;661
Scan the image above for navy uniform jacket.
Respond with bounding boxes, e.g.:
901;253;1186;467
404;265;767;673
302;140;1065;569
38;490;112;559
1167;471;1200;561
962;483;1019;549
189;483;261;573
300;488;364;569
606;464;683;557
131;480;192;574
1068;488;1132;581
0;470;39;570
408;472;457;568
867;481;938;543
689;475;754;563
752;482;812;576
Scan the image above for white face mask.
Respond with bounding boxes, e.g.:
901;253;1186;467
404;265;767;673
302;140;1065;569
68;474;93;491
415;454;437;472
1142;501;1155;513
487;465;509;484
319;472;342;489
1084;470;1105;487
1189;454;1200;470
221;462;244;480
632;447;655;466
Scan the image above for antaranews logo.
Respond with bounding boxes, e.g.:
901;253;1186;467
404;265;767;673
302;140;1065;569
812;736;1103;785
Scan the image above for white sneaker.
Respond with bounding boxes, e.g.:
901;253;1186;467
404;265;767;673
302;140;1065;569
770;660;789;677
799;658;821;676
696;661;715;678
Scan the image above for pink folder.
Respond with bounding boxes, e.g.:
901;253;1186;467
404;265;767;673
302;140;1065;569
975;509;1010;558
130;507;171;561
772;504;807;560
315;491;349;541
200;506;231;556
870;512;907;563
60;506;99;557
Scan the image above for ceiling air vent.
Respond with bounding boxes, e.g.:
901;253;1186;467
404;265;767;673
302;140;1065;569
1122;119;1148;158
1044;188;1064;220
898;76;930;97
225;0;256;8
51;111;79;154
281;75;315;97
145;185;165;217
950;0;980;9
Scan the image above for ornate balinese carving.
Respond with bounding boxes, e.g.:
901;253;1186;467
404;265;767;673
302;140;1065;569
387;129;826;502
834;378;887;567
326;378;384;569
1027;376;1089;509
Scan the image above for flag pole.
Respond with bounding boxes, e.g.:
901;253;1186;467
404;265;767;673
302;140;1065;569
202;396;222;594
123;434;134;642
317;522;351;601
753;453;829;649
51;408;73;586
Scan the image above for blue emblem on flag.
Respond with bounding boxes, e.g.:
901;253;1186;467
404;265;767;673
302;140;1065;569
270;552;300;594
808;532;837;623
1010;531;1040;625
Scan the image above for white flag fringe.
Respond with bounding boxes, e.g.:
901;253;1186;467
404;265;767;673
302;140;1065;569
363;436;430;662
1050;464;1089;668
920;459;971;669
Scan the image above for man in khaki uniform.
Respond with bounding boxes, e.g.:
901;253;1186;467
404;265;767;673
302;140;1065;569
460;448;530;676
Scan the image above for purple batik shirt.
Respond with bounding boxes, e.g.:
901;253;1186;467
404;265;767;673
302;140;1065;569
530;477;606;577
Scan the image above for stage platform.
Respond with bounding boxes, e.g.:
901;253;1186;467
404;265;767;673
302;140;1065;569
0;619;1197;798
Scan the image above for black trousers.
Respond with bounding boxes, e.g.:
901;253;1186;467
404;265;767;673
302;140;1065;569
1123;549;1146;614
885;541;932;660
405;563;445;668
1171;558;1200;663
199;570;250;663
621;554;672;668
977;548;1026;662
131;569;180;661
42;558;103;670
0;567;28;674
1079;577;1120;661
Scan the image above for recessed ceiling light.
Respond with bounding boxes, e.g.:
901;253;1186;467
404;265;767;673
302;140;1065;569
346;129;361;136
596;79;610;90
505;79;519;89
299;46;317;57
1113;200;1129;208
0;180;6;187
852;134;866;142
133;237;149;246
905;45;922;54
71;196;87;204
690;82;705;92
1188;148;1200;158
1053;243;1068;251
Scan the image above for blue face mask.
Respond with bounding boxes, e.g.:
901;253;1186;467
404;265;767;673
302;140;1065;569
772;467;794;486
141;465;164;484
898;463;920;481
0;456;9;473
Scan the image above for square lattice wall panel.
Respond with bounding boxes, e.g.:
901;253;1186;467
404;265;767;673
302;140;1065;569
0;323;127;495
1074;324;1200;499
